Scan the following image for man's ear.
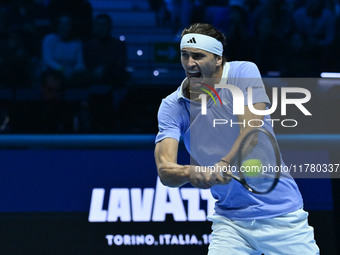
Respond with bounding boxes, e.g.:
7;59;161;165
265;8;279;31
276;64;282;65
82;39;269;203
215;55;222;67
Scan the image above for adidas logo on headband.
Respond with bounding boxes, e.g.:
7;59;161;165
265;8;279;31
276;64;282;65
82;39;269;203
187;37;196;43
181;33;223;56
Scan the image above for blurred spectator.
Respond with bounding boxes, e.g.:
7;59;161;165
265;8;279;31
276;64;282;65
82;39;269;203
0;1;44;88
4;0;50;86
253;17;282;74
0;25;33;88
40;14;86;132
335;0;340;18
83;14;127;87
204;1;229;34
30;0;51;46
294;0;335;75
48;0;92;39
83;14;128;132
191;0;207;24
163;0;195;32
148;0;170;27
42;15;87;132
225;1;250;61
40;73;70;133
42;14;85;92
178;0;195;31
41;69;64;101
0;1;47;58
252;0;294;74
281;31;314;77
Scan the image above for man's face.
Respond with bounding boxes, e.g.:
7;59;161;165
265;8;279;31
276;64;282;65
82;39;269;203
180;47;222;88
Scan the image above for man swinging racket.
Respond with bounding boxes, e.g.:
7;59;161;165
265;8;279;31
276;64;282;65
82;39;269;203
154;23;319;254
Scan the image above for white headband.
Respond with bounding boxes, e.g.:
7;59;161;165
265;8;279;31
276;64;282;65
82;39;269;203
180;33;223;56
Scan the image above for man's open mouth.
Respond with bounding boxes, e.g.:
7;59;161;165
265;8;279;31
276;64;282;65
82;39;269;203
187;70;202;78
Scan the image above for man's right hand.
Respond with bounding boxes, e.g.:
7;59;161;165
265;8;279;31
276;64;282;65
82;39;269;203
189;163;231;189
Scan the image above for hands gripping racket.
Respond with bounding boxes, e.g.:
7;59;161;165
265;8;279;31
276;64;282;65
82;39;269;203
221;128;281;194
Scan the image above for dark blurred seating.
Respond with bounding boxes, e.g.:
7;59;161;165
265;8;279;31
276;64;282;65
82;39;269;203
83;14;128;132
48;0;93;39
0;0;338;134
293;0;335;76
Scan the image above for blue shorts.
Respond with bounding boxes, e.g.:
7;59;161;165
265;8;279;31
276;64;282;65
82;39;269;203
207;208;319;255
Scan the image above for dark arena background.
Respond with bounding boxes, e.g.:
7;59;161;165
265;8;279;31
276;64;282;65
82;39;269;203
0;0;339;254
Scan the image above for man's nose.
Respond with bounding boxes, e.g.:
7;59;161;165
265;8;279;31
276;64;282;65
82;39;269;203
187;56;197;67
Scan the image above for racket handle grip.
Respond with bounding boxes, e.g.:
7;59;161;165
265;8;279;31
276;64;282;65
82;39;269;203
218;159;231;179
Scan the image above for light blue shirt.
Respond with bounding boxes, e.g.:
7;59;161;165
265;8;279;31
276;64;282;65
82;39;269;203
42;33;85;77
156;61;303;220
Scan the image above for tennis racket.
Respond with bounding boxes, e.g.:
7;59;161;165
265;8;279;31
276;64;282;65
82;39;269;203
220;128;281;194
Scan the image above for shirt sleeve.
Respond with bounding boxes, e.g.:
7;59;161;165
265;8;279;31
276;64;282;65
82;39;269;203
155;99;182;144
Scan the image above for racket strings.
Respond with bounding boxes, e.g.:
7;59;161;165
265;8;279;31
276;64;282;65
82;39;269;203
239;130;280;193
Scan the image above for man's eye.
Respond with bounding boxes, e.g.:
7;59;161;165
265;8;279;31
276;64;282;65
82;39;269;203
192;54;204;59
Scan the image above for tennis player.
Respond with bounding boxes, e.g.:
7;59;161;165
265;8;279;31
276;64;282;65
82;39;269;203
154;23;319;254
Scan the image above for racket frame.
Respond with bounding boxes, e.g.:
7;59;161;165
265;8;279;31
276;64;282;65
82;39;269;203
229;128;281;194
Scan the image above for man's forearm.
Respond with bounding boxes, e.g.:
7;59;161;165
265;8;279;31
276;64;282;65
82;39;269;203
157;162;191;187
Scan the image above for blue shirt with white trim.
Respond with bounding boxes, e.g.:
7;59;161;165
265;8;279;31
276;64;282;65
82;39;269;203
155;61;303;220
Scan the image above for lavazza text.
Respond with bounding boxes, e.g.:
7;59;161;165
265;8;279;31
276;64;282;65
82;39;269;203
88;178;216;222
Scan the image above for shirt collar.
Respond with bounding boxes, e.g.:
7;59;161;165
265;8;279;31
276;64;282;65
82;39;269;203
177;77;189;100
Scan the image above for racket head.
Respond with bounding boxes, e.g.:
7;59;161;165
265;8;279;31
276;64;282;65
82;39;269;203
233;128;281;194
